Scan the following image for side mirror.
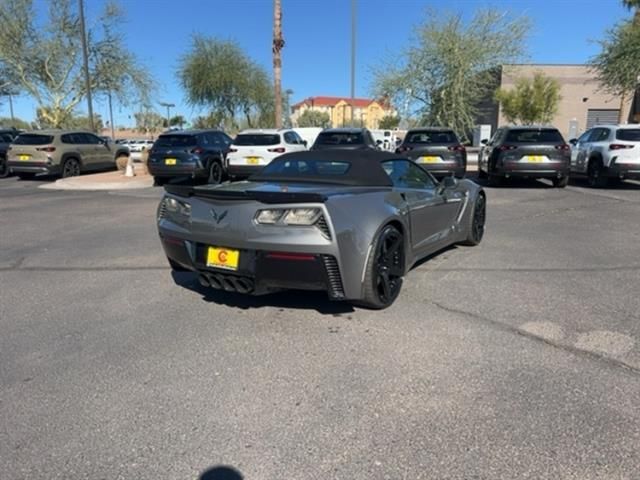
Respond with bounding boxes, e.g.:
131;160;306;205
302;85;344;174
437;175;457;194
302;140;308;147
376;139;383;145
480;139;489;145
569;138;577;146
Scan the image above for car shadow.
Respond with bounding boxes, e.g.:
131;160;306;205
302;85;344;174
471;176;554;189
568;177;640;190
409;244;458;271
171;271;355;314
200;465;243;480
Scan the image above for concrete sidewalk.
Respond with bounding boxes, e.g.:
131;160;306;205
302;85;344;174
40;169;154;191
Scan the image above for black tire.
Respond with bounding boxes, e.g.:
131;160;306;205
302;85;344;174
477;167;487;180
17;172;36;180
61;157;81;178
0;157;9;178
488;173;503;187
552;176;569;188
357;224;405;309
208;159;223;184
459;193;486;246
587;159;608;188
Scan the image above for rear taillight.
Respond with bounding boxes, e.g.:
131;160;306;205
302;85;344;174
190;147;204;154
448;145;466;152
36;146;56;153
555;144;570;151
229;148;237;153
395;146;412;153
267;147;286;153
609;144;634;150
498;145;517;151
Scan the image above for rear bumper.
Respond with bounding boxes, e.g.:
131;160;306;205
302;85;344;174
227;165;263;177
159;233;345;299
148;163;206;178
418;164;466;178
496;161;569;178
8;161;60;175
607;163;640;180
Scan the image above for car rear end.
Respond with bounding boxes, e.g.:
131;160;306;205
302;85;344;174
226;133;285;177
7;133;60;175
157;183;347;300
147;133;206;181
396;129;466;177
493;128;570;180
607;128;640;180
310;131;368;151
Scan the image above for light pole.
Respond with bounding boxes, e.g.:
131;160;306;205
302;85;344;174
78;0;94;131
350;0;356;101
159;102;175;128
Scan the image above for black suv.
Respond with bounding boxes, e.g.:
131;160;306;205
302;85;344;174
478;126;570;187
396;127;467;178
0;128;21;178
310;128;380;151
147;129;233;185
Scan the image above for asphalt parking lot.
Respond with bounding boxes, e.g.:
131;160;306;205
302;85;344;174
1;175;640;479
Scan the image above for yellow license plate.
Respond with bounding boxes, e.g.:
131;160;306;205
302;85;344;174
246;157;260;165
526;155;544;163
206;246;239;271
165;158;177;165
19;154;31;161
420;156;439;163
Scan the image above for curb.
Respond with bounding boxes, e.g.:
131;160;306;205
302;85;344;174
39;172;154;191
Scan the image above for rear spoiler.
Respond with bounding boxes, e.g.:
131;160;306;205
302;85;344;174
164;184;328;204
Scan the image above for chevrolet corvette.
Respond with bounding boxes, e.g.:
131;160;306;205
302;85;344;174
157;150;486;309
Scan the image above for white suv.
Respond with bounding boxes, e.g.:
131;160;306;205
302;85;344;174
570;125;640;187
226;129;307;178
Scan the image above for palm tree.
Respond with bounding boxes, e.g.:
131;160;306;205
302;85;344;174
623;0;640;24
273;0;284;128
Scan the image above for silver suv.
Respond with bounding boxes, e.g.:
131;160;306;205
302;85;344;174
8;130;130;180
569;125;640;187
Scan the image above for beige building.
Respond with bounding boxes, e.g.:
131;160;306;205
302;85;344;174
478;64;633;140
291;96;396;129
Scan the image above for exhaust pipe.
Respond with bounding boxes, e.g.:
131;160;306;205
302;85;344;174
208;274;222;289
198;274;210;287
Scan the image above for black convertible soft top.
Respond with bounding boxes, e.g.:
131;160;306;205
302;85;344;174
248;150;406;187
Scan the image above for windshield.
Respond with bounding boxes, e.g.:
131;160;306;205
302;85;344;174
616;129;640;141
234;134;280;146
505;129;564;143
155;135;196;147
314;132;363;145
12;134;54;145
405;130;458;144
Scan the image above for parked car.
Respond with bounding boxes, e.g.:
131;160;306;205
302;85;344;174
569;124;640;187
310;128;380;151
157;150;485;309
226;129;307;178
147;129;233;185
7;130;129;180
125;139;155;161
292;127;323;150
478;126;570;187
0;128;21;178
395;127;467;178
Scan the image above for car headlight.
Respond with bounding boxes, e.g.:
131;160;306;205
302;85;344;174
255;208;321;226
163;196;191;218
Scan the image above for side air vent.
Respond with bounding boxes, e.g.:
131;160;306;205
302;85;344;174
315;215;332;239
157;201;167;221
322;255;345;299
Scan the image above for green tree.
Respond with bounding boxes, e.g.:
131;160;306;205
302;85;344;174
378;115;400;129
178;36;274;130
0;0;153;129
590;2;640;123
134;111;165;134
372;9;529;140
495;72;561;125
0;116;30;130
296;110;330;128
169;115;186;128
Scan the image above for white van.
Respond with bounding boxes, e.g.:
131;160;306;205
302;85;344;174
293;127;323;150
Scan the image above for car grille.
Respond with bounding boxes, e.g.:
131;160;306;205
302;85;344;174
321;255;344;299
315;215;331;239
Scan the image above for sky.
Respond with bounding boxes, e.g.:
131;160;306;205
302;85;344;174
1;0;631;127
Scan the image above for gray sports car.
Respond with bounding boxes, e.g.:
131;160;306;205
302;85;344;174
157;150;486;309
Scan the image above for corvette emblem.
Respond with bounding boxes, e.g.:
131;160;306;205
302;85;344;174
210;208;229;224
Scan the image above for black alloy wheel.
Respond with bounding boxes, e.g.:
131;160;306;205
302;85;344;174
587;160;607;188
62;158;81;178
